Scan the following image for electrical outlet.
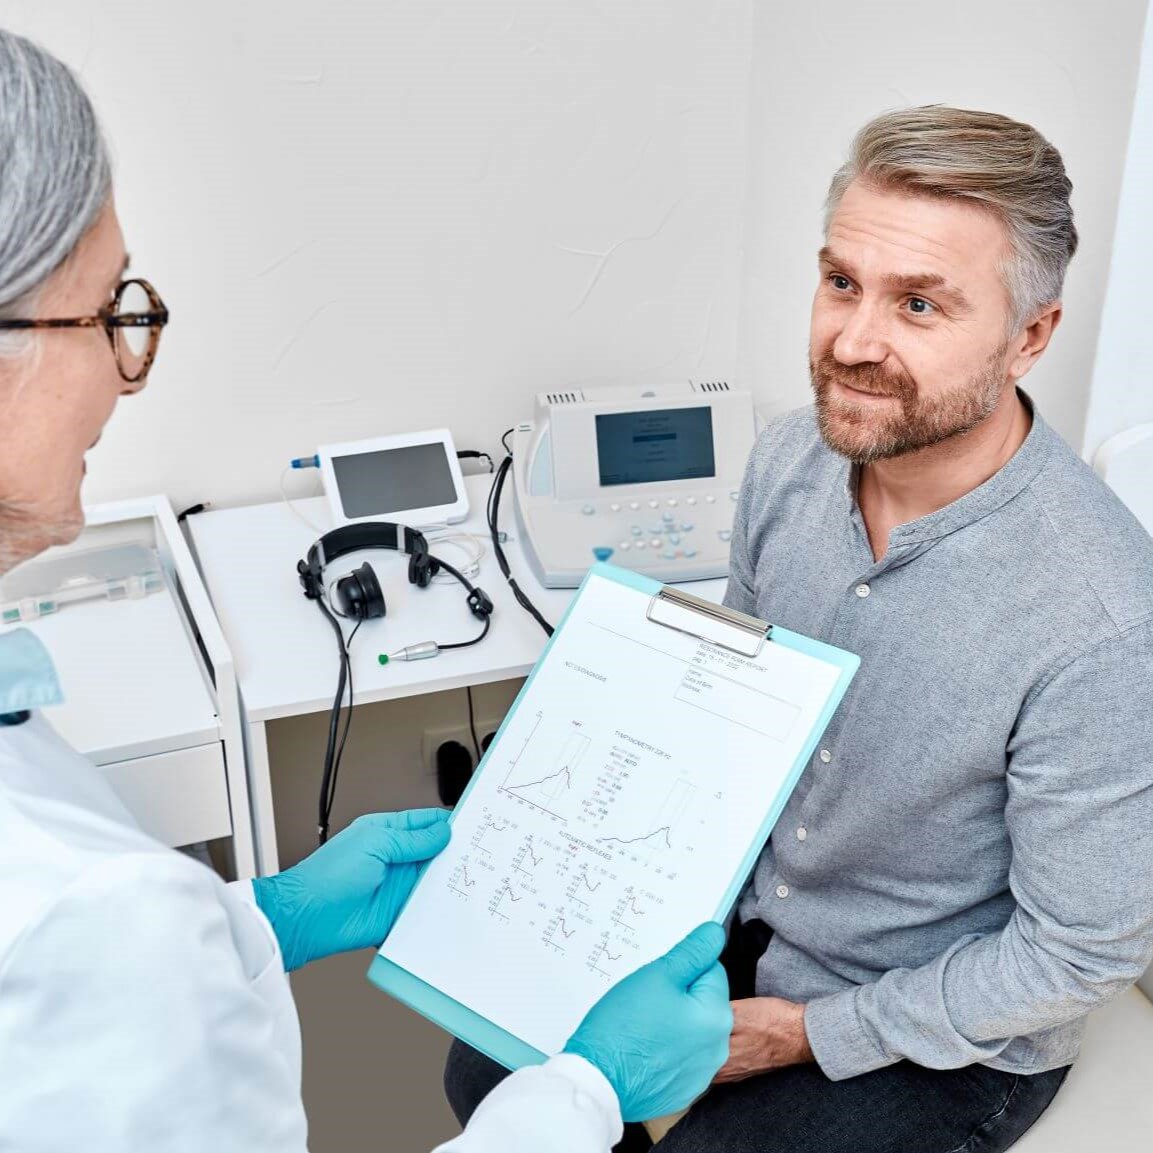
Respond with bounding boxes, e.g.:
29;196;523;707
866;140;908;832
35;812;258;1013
421;715;503;777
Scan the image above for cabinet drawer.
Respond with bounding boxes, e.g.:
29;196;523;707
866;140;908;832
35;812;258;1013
99;742;232;848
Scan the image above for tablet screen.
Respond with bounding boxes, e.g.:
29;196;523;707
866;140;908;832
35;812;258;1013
331;441;459;519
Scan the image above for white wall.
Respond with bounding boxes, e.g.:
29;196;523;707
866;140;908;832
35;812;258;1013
0;1;754;511
739;0;1149;450
1;2;1147;507
1083;4;1153;459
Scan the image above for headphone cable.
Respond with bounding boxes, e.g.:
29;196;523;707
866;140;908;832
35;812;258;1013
428;555;492;651
326;616;362;834
315;598;359;844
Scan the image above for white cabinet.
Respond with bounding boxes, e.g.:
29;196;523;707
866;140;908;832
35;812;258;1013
1;496;255;877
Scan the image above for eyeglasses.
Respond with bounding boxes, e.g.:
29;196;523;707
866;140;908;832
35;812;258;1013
0;277;169;383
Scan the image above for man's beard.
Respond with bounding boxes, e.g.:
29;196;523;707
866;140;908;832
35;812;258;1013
809;348;1007;465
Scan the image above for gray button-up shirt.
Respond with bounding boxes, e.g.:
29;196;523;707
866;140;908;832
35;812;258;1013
725;398;1153;1081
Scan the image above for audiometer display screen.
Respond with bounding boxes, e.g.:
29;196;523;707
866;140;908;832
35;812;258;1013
332;442;458;518
595;406;716;487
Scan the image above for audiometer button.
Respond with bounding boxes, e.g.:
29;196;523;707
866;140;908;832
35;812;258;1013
686;496;697;506
593;547;614;562
650;538;663;549
705;494;716;504
648;499;660;509
629;501;641;510
609;502;621;513
631;526;643;536
680;522;694;532
666;498;678;507
662;511;675;522
730;491;739;501
582;504;596;516
684;548;698;558
635;540;647;550
662;550;677;560
619;541;631;551
718;529;732;542
669;534;681;545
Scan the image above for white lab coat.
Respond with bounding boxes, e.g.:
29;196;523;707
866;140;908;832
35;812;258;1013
0;707;622;1152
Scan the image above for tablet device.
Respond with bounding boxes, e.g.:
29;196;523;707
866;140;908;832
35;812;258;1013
318;428;469;526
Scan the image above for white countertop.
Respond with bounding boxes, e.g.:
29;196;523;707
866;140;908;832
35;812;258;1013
5;586;220;764
188;472;727;721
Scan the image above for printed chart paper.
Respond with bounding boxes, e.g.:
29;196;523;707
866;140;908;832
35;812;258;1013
379;571;850;1056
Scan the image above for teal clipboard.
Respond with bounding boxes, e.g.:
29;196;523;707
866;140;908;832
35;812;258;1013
368;561;859;1072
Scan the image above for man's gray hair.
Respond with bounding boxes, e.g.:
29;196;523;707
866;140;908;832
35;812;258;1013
825;106;1078;332
0;30;110;339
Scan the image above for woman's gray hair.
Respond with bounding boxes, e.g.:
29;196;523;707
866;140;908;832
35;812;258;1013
0;29;110;341
825;106;1078;333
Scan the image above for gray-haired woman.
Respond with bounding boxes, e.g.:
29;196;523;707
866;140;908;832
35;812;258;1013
0;30;730;1152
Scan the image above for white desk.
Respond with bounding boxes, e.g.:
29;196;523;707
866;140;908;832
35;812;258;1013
188;472;727;875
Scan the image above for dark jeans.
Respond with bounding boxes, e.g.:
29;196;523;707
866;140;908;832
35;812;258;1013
443;919;1070;1152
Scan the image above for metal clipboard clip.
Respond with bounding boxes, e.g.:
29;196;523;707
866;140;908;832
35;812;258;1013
645;585;772;658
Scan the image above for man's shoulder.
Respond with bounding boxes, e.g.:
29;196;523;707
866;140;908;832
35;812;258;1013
760;403;821;448
1031;427;1153;632
745;404;830;482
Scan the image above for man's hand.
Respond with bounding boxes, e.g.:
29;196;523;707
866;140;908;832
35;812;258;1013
712;996;814;1083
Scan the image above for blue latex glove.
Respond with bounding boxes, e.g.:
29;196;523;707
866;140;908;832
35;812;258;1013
563;922;732;1122
251;809;450;971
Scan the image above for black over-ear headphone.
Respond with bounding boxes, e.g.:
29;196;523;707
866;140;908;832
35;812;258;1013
296;521;493;843
299;522;431;618
298;521;494;624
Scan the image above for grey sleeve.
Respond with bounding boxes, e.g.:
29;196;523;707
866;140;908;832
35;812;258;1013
722;436;764;616
804;617;1153;1080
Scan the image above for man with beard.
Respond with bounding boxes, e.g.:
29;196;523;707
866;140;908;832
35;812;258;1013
684;106;1153;1149
445;105;1153;1153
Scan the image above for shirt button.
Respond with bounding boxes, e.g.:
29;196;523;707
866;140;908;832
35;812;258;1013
796;827;807;841
775;884;789;899
819;748;831;763
855;583;871;598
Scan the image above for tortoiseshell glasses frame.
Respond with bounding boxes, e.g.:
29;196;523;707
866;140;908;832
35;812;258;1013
0;277;169;383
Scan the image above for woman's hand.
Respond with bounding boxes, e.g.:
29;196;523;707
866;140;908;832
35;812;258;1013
251;809;451;971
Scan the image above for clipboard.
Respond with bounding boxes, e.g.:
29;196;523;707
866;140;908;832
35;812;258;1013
368;562;859;1070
